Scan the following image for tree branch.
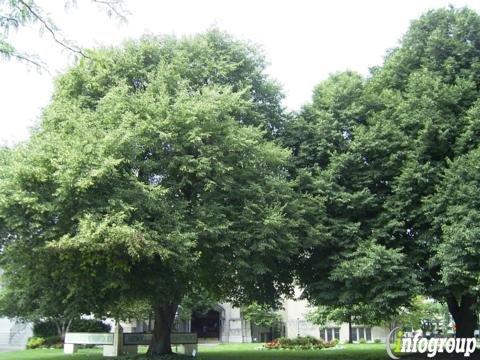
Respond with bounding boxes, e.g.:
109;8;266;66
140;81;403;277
0;46;49;73
16;0;89;58
0;16;20;28
91;0;128;22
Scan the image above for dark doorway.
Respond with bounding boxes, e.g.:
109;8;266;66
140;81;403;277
191;310;220;339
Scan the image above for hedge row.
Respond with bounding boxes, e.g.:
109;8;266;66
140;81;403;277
264;336;339;350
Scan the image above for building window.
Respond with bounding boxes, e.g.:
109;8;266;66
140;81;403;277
358;327;365;340
366;327;372;341
320;327;340;341
352;327;372;342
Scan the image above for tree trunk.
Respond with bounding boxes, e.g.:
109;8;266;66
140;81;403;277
54;320;62;340
447;294;477;338
147;303;178;356
54;319;72;341
348;317;353;343
148;312;153;332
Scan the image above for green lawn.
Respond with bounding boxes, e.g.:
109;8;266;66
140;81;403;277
0;343;390;360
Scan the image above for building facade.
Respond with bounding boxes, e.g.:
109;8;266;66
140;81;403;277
0;318;32;351
0;294;391;349
0;276;32;350
281;295;390;343
125;294;391;344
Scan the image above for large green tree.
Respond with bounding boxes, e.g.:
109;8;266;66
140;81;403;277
285;71;416;323
366;7;480;337
0;30;298;355
429;147;480;337
288;7;480;338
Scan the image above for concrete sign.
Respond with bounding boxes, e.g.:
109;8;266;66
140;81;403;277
64;332;114;345
123;332;197;345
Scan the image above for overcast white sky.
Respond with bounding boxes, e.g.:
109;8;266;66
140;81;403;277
1;0;480;146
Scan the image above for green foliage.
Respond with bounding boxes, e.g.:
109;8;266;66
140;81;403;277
264;337;338;350
70;319;111;333
286;7;480;332
33;321;58;338
26;337;46;349
33;319;110;338
306;304;375;328
396;296;445;332
26;335;65;349
0;30;297;354
286;70;416;319
429;148;480;294
177;289;218;321
43;336;63;348
241;303;281;327
367;7;480;318
0;343;390;359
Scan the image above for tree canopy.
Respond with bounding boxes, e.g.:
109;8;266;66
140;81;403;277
3;5;480;352
288;7;480;338
0;30;298;355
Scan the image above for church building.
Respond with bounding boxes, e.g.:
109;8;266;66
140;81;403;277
124;294;391;344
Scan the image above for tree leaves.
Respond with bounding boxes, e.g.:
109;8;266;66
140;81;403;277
0;31;297;323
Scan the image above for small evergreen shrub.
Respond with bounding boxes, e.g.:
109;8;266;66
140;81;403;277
26;337;46;349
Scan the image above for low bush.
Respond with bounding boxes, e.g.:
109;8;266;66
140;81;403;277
374;338;382;343
27;335;63;349
70;318;111;333
33;321;57;338
359;338;367;344
264;336;338;350
26;337;46;349
33;318;111;338
44;335;63;348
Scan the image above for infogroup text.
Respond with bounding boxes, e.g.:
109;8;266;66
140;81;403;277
386;328;477;359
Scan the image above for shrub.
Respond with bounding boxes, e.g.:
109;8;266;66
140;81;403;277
44;336;63;348
359;338;367;344
26;337;45;349
264;340;280;349
27;335;64;349
264;336;338;350
322;339;338;348
70;318;111;333
374;338;382;343
33;318;111;338
33;321;57;338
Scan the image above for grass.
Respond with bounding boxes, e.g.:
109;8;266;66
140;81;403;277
0;343;389;360
196;343;388;359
